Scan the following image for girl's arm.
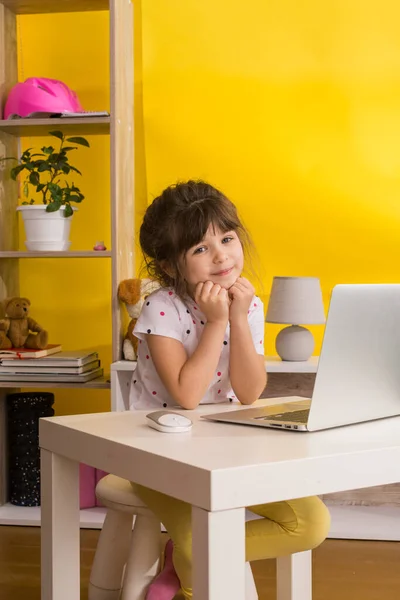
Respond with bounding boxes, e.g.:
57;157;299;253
229;278;267;404
147;282;229;410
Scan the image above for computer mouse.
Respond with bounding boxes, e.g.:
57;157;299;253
146;410;193;433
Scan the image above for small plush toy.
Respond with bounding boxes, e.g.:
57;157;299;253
118;278;160;360
0;297;48;350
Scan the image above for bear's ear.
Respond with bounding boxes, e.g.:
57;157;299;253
1;297;16;316
118;279;141;304
20;298;31;306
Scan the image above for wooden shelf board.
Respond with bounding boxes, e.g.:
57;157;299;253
0;375;110;389
0;117;110;137
1;0;108;14
0;251;112;258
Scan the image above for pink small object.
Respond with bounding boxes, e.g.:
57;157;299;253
79;464;96;509
4;77;83;119
93;241;107;251
95;469;108;507
145;539;181;600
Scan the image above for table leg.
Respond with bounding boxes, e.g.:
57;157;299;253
41;449;80;600
276;550;312;600
192;506;246;600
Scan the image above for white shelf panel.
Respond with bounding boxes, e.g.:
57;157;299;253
111;360;136;372
0;117;110;136
1;1;108;15
0;502;106;528
111;357;319;374
265;355;319;373
0;251;112;258
328;505;400;541
1;501;400;540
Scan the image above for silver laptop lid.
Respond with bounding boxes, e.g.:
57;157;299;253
307;284;400;431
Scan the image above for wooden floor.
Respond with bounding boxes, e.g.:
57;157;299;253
1;526;400;599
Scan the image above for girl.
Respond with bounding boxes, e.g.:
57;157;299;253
129;180;330;600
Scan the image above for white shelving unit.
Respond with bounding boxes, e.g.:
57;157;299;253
0;502;106;528
110;356;320;412
0;0;134;526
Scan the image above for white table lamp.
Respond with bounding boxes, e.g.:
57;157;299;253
266;276;325;361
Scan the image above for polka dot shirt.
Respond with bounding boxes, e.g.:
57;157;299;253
129;287;265;410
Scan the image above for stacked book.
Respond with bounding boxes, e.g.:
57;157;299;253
0;346;103;383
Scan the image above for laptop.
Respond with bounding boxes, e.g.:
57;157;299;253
202;284;400;432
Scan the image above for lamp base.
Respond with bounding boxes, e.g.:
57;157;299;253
275;325;314;361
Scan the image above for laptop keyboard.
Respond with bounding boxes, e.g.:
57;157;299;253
256;409;310;423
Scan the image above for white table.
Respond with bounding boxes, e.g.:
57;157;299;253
39;398;400;600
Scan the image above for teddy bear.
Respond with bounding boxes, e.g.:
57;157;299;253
0;297;48;350
118;278;160;360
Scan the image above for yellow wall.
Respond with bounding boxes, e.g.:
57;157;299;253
17;0;400;389
17;9;145;414
141;0;400;353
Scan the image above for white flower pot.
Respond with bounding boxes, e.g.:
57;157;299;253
16;205;77;251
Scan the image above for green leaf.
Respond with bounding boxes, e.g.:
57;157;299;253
62;166;71;174
21;148;33;161
63;204;73;218
54;160;68;170
46;201;62;213
42;146;55;155
66;136;90;148
38;163;51;172
29;172;40;185
67;194;83;203
61;146;77;152
36;184;45;193
23;182;29;198
32;160;45;168
10;164;26;180
49;131;64;141
68;166;82;176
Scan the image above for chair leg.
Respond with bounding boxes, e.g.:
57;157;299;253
88;509;134;600
245;561;258;599
121;515;162;600
276;551;312;600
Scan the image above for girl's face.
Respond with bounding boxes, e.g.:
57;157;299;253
180;225;244;295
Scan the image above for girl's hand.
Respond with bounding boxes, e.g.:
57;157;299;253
194;281;230;325
228;277;255;322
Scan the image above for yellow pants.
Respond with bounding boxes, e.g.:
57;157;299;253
134;484;330;600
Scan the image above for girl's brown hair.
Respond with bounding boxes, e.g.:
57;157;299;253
140;180;252;297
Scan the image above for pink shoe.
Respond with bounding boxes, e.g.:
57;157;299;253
145;539;181;600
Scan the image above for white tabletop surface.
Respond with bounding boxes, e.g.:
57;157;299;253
39;398;400;511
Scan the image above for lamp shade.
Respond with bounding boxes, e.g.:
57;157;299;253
266;276;325;325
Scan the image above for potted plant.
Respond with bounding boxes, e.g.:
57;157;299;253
2;130;90;251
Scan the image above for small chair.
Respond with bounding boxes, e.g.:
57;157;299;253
88;474;258;600
89;475;312;600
